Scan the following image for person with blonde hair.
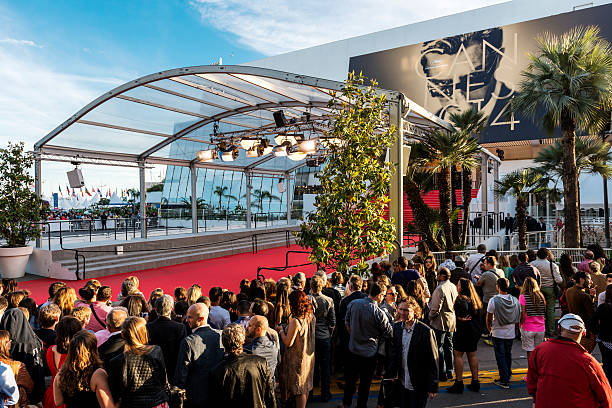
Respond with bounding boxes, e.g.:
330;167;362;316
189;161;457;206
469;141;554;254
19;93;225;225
53;287;77;317
519;277;546;359
108;317;168;407
53;331;117;407
186;284;202;306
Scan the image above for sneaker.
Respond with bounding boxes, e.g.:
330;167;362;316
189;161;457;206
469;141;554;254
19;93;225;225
483;338;494;346
467;379;480;392
493;379;510;389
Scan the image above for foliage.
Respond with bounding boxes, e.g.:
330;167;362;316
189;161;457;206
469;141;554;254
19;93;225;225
97;198;110;206
213;186;237;209
0;142;44;246
419;129;480;250
250;189;280;211
535;137;612;180
297;72;397;274
448;109;488;247
508;25;612;247
146;183;165;192
494;169;550;250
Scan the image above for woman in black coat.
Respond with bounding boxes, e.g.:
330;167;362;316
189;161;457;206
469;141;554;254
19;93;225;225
109;316;168;408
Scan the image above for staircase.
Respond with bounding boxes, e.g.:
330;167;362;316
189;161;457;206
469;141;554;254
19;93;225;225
39;227;298;280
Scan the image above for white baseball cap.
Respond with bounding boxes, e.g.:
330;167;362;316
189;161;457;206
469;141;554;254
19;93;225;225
558;313;585;333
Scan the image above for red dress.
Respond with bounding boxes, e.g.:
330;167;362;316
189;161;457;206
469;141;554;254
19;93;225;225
43;346;67;408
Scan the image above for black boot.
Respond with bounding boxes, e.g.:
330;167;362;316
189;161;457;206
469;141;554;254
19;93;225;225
467;379;480;392
447;380;464;394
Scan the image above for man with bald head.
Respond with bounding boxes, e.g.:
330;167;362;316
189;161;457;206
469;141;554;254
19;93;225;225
175;303;225;408
245;315;279;379
98;307;128;369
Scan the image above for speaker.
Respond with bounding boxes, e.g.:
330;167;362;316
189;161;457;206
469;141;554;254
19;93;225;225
273;110;287;128
67;168;85;188
277;181;286;193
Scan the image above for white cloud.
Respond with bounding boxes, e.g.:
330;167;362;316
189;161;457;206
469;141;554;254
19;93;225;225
0;38;42;47
190;0;506;55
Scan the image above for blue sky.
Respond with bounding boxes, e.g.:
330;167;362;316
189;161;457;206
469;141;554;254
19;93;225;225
0;0;503;196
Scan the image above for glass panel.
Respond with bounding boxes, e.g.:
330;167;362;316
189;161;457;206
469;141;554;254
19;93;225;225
150;79;246;111
197;73;288;105
181;75;265;106
233;74;332;104
81;97;202;136
123;86;227;118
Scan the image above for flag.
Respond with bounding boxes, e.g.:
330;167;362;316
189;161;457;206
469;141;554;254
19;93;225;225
85;187;92;197
66;185;70;194
58;185;63;197
81;189;84;197
108;188;111;197
97;188;101;195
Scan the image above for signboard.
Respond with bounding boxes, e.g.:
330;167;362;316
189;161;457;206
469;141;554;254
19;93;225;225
349;4;612;143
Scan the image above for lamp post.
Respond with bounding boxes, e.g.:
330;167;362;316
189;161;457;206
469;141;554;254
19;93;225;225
603;122;611;248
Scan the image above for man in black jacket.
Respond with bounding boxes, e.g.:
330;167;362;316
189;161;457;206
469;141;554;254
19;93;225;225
386;297;439;408
175;303;224;408
337;274;366;373
98;307;127;370
147;294;187;384
209;323;276;408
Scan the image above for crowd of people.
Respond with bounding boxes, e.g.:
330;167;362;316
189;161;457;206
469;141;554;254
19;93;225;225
0;241;610;407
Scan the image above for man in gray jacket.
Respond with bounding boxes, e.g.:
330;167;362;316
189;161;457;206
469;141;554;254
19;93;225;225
175;303;225;407
429;267;458;381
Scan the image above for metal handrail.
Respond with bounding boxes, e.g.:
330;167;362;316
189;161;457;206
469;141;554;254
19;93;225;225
256;250;312;282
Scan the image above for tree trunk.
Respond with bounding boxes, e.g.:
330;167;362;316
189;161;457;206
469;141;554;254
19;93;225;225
517;198;528;250
438;168;453;250
577;179;583;247
451;170;461;244
561;115;581;248
404;177;441;251
461;168;473;247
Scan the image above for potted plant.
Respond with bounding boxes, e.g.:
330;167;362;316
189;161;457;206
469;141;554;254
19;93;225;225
0;142;44;278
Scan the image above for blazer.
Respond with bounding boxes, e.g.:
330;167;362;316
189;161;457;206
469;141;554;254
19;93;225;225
146;316;187;384
174;325;224;408
428;279;458;332
98;333;125;370
387;320;439;395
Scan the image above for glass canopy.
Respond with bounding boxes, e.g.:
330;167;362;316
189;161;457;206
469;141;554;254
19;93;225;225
36;65;452;174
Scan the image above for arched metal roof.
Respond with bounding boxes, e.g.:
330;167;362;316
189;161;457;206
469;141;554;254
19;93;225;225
35;65;452;175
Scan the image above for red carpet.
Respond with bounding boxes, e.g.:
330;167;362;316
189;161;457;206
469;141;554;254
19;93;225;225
23;245;316;305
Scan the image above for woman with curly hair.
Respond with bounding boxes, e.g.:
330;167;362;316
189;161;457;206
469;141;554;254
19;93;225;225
53;331;117;407
276;290;315;408
272;278;291;328
0;330;34;407
53;287;77;317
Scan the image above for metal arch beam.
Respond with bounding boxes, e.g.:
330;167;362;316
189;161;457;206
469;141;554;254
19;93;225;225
138;100;330;161
35;65;350;150
245;154;276;170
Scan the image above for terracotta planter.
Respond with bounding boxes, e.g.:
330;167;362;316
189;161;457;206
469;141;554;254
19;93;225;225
0;246;33;279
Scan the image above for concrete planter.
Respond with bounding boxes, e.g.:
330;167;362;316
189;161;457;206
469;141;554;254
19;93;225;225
0;246;33;279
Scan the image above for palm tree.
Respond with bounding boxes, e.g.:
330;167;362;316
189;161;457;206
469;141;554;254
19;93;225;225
250;189;280;212
495;169;549;250
535;137;612;239
212;186;237;210
403;143;442;251
420;130;480;250
508;26;612;247
449;109;488;247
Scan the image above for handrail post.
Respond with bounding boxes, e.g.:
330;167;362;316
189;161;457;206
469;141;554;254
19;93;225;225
48;222;51;250
114;219;117;240
125;218;128;241
89;220;92;242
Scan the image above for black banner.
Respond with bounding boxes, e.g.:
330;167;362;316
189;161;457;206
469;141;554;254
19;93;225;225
349;4;612;143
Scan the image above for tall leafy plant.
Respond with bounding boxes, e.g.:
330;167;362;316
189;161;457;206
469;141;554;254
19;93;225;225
297;72;396;274
0;142;44;247
508;26;612;247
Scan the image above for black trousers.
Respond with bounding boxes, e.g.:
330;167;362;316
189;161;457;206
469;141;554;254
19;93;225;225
342;352;377;408
401;387;429;408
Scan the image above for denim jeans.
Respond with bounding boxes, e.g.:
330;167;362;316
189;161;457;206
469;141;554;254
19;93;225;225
492;337;513;383
343;352;377;408
314;337;331;397
434;329;454;378
541;287;557;337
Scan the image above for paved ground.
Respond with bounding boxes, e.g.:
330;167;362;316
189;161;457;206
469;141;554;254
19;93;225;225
306;337;603;407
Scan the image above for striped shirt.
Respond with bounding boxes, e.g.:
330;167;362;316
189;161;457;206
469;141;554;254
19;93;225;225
524;293;545;317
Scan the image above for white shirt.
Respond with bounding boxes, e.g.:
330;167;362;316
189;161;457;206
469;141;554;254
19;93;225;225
438;259;456;272
487;295;516;339
598;291;606;306
465;253;486;281
401;322;415;390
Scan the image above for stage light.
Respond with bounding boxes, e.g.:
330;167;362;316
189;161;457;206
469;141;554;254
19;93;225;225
320;137;343;148
274;134;298;146
221;146;239;162
298;139;317;153
196;149;217;162
239;138;259;150
287;151;307;161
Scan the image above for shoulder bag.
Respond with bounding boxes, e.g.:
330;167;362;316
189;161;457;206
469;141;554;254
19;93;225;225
549;260;562;298
89;304;106;329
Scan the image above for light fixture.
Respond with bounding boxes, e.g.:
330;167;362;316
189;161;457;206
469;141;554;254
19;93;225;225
298;139;317;153
220;146;239;162
239;138;259;150
287;151;307;161
273;144;288;157
246;140;272;158
196;149;217;162
274;134;298;146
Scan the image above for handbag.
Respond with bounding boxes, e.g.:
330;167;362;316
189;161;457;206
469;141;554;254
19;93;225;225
549;260;562;298
89;304;106;329
165;384;186;408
